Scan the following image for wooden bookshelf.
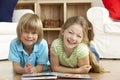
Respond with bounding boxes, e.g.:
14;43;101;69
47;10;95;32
16;0;92;44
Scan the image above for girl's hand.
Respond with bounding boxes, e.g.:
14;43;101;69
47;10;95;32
77;65;92;73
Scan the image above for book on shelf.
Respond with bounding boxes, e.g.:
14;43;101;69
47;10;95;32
21;72;92;80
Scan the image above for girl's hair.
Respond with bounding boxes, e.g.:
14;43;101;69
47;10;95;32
16;13;43;43
61;16;104;73
89;50;104;73
60;16;89;45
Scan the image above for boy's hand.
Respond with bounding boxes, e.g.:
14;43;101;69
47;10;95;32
24;63;33;73
29;66;37;73
24;63;37;74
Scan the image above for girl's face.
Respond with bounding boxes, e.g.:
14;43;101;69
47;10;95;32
21;30;38;46
62;24;83;49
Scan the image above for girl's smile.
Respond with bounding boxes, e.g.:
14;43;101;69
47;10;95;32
62;24;83;49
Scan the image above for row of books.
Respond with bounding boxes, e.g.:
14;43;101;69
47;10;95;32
21;72;92;80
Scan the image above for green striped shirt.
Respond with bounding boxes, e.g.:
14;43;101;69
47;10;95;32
50;38;89;68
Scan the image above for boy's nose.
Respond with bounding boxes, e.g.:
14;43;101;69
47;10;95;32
28;33;32;37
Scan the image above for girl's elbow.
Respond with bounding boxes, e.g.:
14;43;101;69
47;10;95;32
50;66;58;72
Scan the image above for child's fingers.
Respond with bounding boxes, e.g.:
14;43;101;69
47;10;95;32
30;67;37;74
26;63;32;67
83;65;92;69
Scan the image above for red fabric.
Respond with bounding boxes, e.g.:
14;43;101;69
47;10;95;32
102;0;120;20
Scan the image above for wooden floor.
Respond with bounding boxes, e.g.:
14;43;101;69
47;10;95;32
0;59;120;80
90;59;120;80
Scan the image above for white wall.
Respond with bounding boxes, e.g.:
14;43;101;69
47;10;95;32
92;0;104;7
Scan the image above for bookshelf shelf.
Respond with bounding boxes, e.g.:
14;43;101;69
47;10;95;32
17;0;92;44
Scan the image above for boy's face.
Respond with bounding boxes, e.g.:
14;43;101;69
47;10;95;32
62;24;83;49
20;30;38;46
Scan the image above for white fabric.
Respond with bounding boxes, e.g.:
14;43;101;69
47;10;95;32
87;7;120;58
104;22;120;34
0;35;17;60
0;22;17;34
0;9;34;60
12;9;34;22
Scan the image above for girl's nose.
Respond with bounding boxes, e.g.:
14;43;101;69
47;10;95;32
72;35;77;40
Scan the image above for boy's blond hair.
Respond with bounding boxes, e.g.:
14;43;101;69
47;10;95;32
16;13;43;43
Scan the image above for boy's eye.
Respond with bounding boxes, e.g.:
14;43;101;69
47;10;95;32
32;32;37;34
24;31;29;33
23;31;37;34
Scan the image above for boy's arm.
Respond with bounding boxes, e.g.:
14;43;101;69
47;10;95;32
13;62;26;74
13;62;44;74
35;64;44;73
28;64;44;73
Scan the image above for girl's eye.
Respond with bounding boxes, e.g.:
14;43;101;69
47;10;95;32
68;31;73;34
77;35;81;38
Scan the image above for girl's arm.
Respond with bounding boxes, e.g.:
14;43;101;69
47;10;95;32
50;53;91;74
77;55;91;73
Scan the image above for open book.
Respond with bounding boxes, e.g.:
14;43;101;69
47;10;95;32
56;73;92;79
21;72;92;80
21;72;57;80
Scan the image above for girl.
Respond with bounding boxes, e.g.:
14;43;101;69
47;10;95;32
8;13;49;74
50;16;104;74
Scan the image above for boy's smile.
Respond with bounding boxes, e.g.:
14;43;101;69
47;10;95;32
21;31;38;46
